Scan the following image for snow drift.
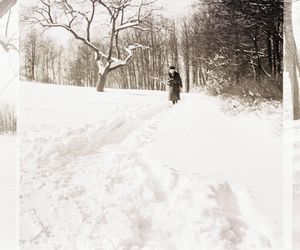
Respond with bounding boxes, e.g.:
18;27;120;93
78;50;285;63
19;82;282;250
0;136;17;250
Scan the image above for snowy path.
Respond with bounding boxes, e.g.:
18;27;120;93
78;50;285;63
20;83;282;250
147;95;282;223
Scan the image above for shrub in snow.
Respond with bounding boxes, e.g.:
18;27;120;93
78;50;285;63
0;101;16;134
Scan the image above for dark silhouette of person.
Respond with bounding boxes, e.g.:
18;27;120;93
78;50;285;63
168;66;182;105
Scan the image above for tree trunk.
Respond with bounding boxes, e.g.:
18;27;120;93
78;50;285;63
293;57;300;118
285;0;300;119
96;72;108;92
253;32;261;85
267;31;273;76
31;43;36;81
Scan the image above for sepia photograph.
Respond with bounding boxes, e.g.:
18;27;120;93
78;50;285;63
3;0;300;250
17;0;285;250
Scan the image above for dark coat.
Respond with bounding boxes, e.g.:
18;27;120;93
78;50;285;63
168;71;182;101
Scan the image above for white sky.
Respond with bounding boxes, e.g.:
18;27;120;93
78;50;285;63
293;1;300;51
13;1;300;58
19;0;195;47
0;4;18;102
158;0;194;18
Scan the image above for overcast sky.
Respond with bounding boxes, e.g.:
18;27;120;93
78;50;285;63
0;4;18;101
158;0;194;18
19;0;195;47
16;0;300;53
293;1;300;50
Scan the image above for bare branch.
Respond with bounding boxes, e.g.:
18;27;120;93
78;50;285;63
109;43;148;70
5;8;12;37
0;1;18;53
42;22;105;57
115;0;153;32
0;35;18;52
25;0;155;91
40;0;54;23
97;0;113;16
28;0;112;60
86;0;97;41
0;0;16;19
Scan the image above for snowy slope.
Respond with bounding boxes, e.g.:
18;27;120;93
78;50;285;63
0;6;18;250
20;82;282;250
294;120;300;250
293;4;300;249
0;136;17;250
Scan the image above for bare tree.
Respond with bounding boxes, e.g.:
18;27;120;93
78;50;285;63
181;19;191;93
25;0;154;91
285;0;300;119
179;0;283;99
0;0;17;52
21;29;39;81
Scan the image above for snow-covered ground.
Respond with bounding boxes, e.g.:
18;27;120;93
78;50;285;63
19;82;282;250
292;0;300;247
0;5;18;250
294;119;300;250
0;136;17;250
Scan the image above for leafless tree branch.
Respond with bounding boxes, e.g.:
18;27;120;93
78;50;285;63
0;0;18;52
0;0;16;19
25;0;155;91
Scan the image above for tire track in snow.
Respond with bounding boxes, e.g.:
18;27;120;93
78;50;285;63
20;97;173;249
19;100;169;199
20;99;169;167
20;95;276;250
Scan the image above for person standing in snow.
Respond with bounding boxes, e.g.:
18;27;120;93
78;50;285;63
167;66;183;105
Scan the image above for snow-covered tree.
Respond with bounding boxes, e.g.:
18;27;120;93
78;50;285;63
25;0;154;92
179;0;283;100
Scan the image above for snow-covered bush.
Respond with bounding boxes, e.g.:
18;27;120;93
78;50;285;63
0;101;16;134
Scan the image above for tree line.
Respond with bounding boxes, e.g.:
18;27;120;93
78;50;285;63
21;0;284;101
180;0;283;99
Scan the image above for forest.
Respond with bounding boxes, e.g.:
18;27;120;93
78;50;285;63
21;0;283;101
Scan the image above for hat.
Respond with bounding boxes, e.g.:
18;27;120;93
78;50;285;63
169;66;176;69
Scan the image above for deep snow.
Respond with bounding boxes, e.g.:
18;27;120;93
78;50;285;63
293;1;300;247
294;120;300;250
0;6;18;249
0;136;17;250
19;82;282;250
